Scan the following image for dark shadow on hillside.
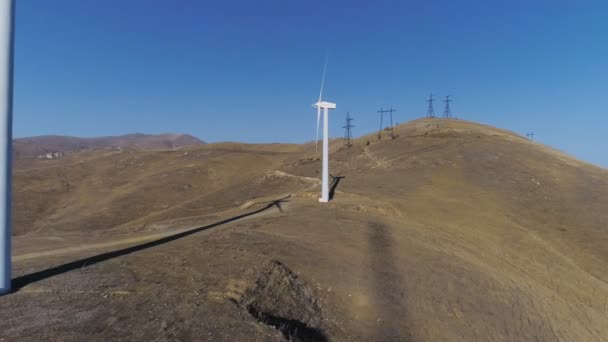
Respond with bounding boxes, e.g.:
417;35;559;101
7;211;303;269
329;175;345;200
11;195;291;293
367;222;412;340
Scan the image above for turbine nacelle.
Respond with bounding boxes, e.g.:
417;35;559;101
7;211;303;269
313;101;336;110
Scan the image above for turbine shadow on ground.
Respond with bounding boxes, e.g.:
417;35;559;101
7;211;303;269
367;222;411;340
329;175;345;200
10;195;291;293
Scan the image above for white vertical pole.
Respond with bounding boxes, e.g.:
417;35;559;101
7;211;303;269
0;0;14;296
319;107;329;203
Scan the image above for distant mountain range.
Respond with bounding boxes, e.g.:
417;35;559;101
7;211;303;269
13;133;205;158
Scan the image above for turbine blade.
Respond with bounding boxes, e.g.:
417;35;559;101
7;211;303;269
315;53;328;156
318;55;327;102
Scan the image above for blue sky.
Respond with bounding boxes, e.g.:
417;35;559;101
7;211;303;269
13;0;608;167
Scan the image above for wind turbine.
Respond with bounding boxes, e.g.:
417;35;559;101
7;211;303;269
313;59;336;203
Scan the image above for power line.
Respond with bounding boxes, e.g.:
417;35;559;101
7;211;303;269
378;106;397;139
443;95;452;119
343;112;354;147
426;93;435;118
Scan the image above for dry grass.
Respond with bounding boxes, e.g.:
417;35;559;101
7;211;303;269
2;118;607;341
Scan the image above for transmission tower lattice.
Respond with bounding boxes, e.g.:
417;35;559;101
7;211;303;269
378;106;397;139
343;112;354;147
443;95;452;118
426;93;435;118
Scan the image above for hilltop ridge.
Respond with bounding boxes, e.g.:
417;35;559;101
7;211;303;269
3;118;608;341
13;133;205;158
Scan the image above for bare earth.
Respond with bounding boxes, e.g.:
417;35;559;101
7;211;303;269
1;118;607;341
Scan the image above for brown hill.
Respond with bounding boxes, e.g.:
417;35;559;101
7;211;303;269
3;118;608;341
13;133;205;158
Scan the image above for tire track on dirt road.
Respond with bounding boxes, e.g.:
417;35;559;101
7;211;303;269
363;146;391;169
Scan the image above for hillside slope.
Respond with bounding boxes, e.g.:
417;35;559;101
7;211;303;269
3;118;608;341
13;133;205;157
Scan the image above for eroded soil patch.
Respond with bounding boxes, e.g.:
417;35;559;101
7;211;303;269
240;260;329;342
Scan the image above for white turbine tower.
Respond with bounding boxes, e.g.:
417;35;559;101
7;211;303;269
0;0;14;295
313;60;336;203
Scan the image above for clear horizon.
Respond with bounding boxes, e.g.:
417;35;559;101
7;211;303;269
13;1;608;167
